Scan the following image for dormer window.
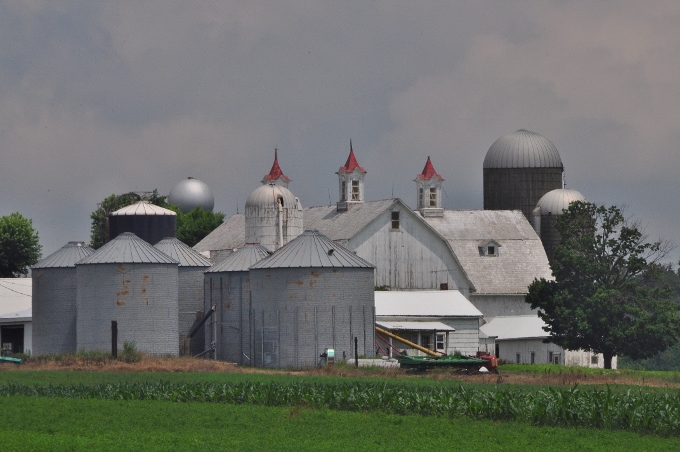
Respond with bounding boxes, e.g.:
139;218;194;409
487;245;496;256
479;240;500;257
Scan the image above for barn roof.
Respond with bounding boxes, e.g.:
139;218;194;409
0;278;32;321
418;210;552;294
154;237;212;267
193;213;246;254
77;232;179;265
33;241;94;269
480;315;549;340
250;230;373;269
206;243;271;273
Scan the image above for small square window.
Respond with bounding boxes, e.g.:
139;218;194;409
487;245;496;256
391;211;400;229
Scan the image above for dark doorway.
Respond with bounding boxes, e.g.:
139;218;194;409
1;325;24;356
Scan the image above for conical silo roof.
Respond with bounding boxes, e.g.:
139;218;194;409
154;237;212;267
110;200;176;216
76;232;178;265
33;241;95;268
250;230;374;269
536;188;586;215
206;243;271;273
483;129;563;169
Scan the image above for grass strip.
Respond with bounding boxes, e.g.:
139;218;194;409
2;380;678;436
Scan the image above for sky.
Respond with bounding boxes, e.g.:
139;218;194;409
2;1;679;265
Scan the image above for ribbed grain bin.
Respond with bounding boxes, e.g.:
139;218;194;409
249;230;375;368
204;243;271;364
31;241;95;355
76;232;179;356
483;130;564;220
108;201;176;245
154;237;212;356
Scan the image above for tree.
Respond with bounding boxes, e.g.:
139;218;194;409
526;201;679;369
176;207;225;247
0;212;42;277
89;190;224;249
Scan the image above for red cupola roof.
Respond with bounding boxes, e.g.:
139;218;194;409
263;148;291;183
417;156;443;181
338;140;366;174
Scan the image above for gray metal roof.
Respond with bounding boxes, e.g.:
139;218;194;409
193;213;245;253
483;129;563;169
418;210;553;294
32;241;94;268
154;237;212;267
0;278;32;319
76;232;179;265
250;230;374;269
536;188;586;215
377;321;455;331
206;243;271;273
375;290;482;317
480;315;549;340
110;201;176;216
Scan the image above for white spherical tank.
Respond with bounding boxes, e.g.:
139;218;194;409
168;177;215;213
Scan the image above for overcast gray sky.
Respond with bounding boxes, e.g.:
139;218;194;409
2;1;679;264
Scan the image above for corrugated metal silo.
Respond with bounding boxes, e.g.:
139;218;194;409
31;241;95;355
483;130;564;220
204;243;271;364
154;237;212;356
108;201;176;245
249;230;375;368
76;232;180;356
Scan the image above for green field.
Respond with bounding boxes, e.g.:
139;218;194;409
1;366;679;450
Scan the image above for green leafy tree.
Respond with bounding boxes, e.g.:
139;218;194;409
89;190;223;249
526;201;679;369
0;212;42;277
176;207;225;247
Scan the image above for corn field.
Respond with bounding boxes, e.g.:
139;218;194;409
2;381;678;436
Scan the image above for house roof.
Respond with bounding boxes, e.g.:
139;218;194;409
375;290;482;317
154;237;212;267
250;230;373;269
33;241;94;269
206;243;271;273
377;320;455;331
480;315;549;340
418;210;552;294
77;232;179;265
0;278;32;321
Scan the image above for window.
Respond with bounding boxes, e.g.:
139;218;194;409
341;181;346;201
429;187;437;207
591;355;599;365
516;353;521;364
410;333;419;345
351;180;360;200
391;211;400;230
419;187;423;206
436;334;445;351
487;245;496;256
553;354;560;365
530;352;535;364
421;334;431;350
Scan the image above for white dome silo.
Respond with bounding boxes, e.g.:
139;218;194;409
245;184;303;252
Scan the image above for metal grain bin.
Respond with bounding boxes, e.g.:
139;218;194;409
108;201;176;245
249;230;375;369
483;130;564;220
204;243;271;364
31;241;95;355
154;237;212;356
76;232;180;356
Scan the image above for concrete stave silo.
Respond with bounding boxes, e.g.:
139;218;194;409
31;241;94;355
204;243;271;364
76;232;180;356
483;130;564;220
532;188;586;263
154;237;212;356
245;184;303;252
249;230;375;369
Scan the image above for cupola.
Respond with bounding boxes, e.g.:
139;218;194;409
336;140;366;211
415;156;444;217
262;148;291;188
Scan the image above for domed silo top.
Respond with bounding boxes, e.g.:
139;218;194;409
110;200;177;216
32;241;94;268
206;243;271;273
245;183;301;210
536;188;586;215
168;177;215;214
483;129;563;169
154;237;212;267
250;230;374;269
76;232;178;265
